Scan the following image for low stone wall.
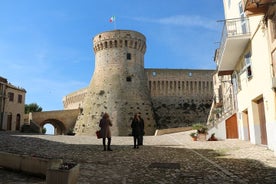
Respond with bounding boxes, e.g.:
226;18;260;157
0;151;79;184
154;127;192;136
0;151;62;177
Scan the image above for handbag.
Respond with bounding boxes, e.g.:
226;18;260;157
96;130;102;139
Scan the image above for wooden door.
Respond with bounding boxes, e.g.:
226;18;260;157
257;98;267;145
7;114;12;130
226;114;238;139
16;114;20;130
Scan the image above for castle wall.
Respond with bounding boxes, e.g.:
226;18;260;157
146;69;214;128
62;87;87;110
62;30;215;135
63;68;215;131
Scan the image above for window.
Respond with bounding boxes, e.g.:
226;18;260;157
127;53;131;60
8;92;14;102
239;1;247;34
18;94;22;103
188;72;192;77
152;71;157;76
232;72;240;93
244;52;252;78
126;76;132;82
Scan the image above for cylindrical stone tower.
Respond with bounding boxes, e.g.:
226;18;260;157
74;30;156;136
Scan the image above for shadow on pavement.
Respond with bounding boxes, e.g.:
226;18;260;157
1;132;276;184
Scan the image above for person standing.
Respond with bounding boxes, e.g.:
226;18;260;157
138;112;144;146
99;113;113;151
131;114;143;149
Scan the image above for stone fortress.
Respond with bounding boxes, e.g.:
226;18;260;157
62;30;214;136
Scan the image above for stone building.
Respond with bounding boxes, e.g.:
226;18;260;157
0;76;26;131
63;30;214;136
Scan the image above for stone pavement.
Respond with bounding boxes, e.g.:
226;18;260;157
1;131;276;184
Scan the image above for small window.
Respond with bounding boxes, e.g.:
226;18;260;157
8;92;14;102
18;94;22;103
127;53;131;60
244;52;252;78
126;76;132;82
247;66;252;78
188;72;192;77
152;71;157;76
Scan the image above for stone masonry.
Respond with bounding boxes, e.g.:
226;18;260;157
74;30;156;136
146;69;214;128
63;30;215;136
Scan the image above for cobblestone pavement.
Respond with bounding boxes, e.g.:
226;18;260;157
1;131;276;184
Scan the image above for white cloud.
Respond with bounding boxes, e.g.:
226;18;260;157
129;15;218;30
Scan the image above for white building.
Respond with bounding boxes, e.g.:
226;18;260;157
209;0;276;155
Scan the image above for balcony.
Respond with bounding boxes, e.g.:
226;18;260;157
243;0;274;15
215;18;251;76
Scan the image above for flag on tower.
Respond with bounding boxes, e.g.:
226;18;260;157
109;16;116;23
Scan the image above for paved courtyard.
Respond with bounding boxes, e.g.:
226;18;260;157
1;131;276;184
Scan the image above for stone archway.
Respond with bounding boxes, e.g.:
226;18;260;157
41;119;66;135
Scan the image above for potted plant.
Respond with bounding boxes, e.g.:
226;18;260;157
190;132;198;141
192;123;208;141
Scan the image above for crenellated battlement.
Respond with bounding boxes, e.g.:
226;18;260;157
93;30;146;53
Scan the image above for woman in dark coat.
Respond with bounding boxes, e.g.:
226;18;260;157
131;114;143;149
99;113;112;151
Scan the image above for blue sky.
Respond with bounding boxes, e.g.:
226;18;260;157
0;0;224;111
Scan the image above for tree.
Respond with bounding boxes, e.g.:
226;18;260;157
25;103;43;114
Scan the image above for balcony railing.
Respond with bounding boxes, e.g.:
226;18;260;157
216;18;251;75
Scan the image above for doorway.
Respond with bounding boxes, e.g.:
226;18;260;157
7;114;12;130
226;114;238;139
257;98;267;145
242;110;250;141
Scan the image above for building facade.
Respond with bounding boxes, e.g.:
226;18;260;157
0;77;26;131
209;0;276;154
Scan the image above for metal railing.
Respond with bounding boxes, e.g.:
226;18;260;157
216;18;250;66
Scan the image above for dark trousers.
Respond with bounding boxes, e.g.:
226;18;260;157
133;136;139;148
138;135;143;145
102;138;111;151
